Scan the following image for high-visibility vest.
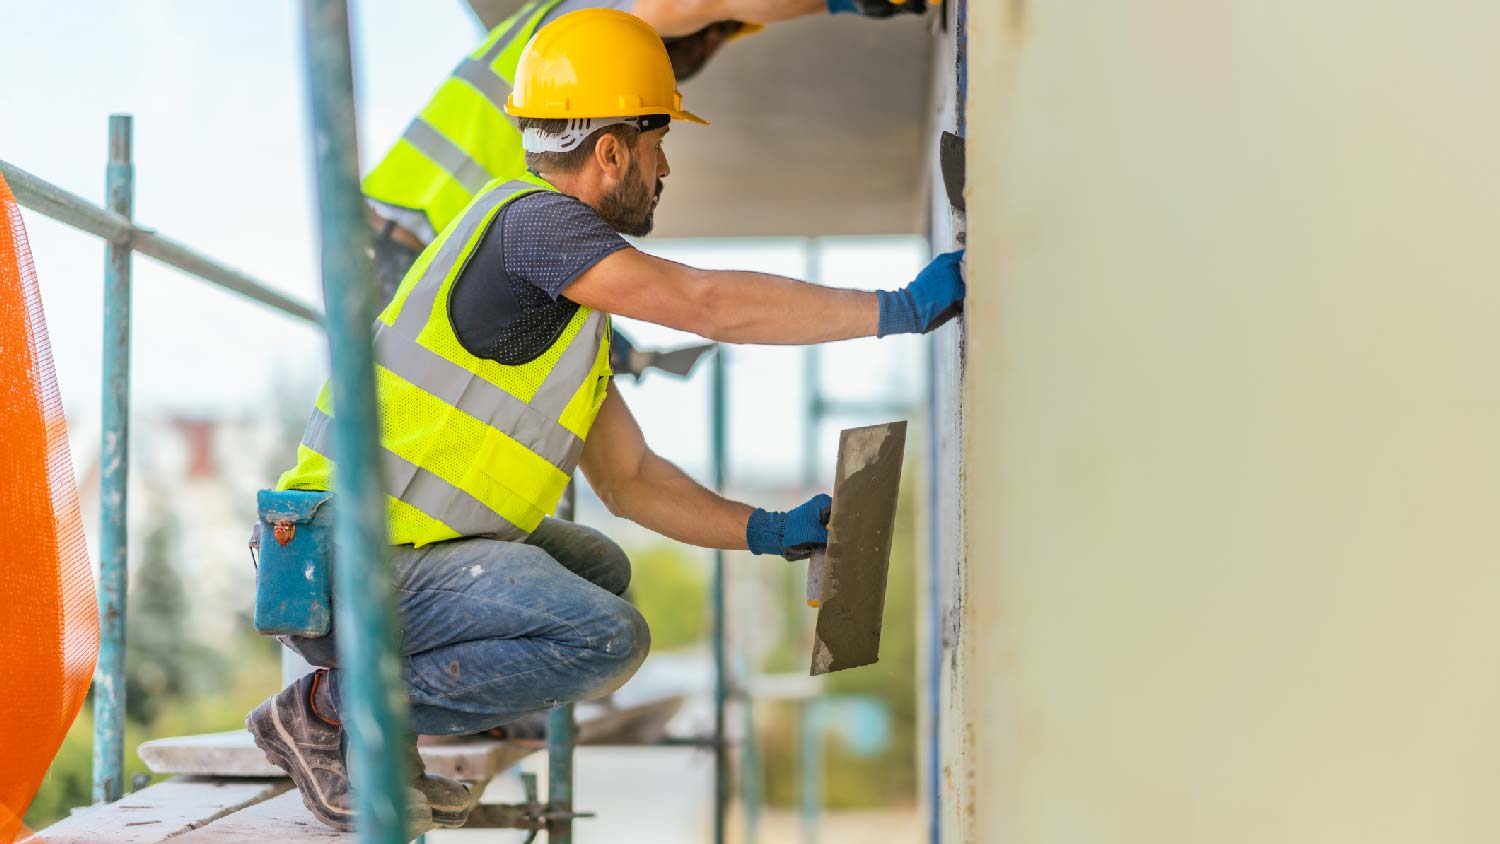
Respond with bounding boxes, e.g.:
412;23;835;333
277;176;613;546
362;0;567;243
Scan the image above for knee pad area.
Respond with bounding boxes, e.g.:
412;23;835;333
589;601;650;694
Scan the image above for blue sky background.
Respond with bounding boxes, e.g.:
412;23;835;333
0;0;928;490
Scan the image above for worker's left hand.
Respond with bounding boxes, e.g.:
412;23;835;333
877;249;966;336
747;494;832;561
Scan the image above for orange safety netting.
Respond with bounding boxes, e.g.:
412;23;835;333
0;173;99;843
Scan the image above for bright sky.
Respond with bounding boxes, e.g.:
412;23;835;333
0;0;929;491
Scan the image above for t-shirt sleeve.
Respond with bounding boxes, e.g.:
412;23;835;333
501;192;631;300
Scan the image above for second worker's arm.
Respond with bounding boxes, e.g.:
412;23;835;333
629;0;824;36
631;0;924;34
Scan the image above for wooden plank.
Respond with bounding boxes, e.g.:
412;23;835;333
170;790;349;844
146;691;684;779
137;732;281;778
30;777;290;844
138;731;531;782
576;697;684;745
811;421;908;675
416;740;535;781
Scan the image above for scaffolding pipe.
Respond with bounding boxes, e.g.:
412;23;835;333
300;1;412;842
0;160;321;324
547;483;579;843
547;704;576;844
799;238;824;844
92;113;133;805
711;346;730;844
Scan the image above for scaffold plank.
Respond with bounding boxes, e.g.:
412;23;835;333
30;777;290;844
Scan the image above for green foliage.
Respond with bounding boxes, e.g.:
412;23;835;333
124;515;227;726
626;543;709;651
759;469;922;809
23;625;282;831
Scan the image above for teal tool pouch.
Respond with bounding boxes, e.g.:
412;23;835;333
250;489;334;638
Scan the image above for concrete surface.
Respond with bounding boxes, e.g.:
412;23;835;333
957;1;1500;841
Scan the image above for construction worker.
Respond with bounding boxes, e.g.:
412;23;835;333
364;0;926;301
248;9;963;833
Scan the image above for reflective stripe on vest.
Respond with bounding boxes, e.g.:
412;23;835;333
281;177;612;545
299;406;530;539
361;0;565;241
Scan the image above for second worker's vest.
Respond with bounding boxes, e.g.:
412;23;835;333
362;0;567;243
277;176;613;546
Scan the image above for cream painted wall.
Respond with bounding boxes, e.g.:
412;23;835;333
960;2;1500;842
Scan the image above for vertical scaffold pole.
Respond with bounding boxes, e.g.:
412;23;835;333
711;344;735;844
547;703;576;844
300;2;412;841
93;113;133;805
799;237;824;844
711;346;730;844
548;482;578;844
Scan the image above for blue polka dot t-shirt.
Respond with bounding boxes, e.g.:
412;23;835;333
449;191;629;365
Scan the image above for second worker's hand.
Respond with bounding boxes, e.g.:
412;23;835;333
876;249;966;337
746;494;833;561
826;0;927;17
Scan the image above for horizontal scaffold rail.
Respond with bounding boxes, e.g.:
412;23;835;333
0;159;322;325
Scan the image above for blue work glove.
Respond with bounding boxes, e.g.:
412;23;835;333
747;494;832;561
827;0;927;16
877;249;966;337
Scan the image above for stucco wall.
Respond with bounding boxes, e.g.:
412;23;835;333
955;2;1500;841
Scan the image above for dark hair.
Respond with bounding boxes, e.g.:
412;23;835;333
519;117;641;176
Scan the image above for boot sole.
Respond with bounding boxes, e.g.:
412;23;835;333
426;781;473;828
247;701;439;833
247;700;358;831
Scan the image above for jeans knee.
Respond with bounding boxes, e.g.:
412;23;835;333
599;541;632;596
576;524;632;595
591;601;650;695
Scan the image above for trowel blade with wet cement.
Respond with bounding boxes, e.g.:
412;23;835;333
810;420;908;675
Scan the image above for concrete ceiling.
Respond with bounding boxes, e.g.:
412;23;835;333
653;14;936;238
466;2;937;238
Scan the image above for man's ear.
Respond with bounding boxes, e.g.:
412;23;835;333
593;132;631;181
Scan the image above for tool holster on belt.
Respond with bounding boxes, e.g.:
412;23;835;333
249;489;335;637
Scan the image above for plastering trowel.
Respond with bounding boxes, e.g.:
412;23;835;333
806;420;908;675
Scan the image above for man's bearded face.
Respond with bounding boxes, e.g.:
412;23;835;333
598;156;662;237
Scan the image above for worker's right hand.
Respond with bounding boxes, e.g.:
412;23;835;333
877;249;966;336
826;0;927;17
747;494;832;561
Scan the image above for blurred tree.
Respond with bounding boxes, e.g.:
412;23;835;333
627;543;709;651
24;630;282;831
124;513;224;726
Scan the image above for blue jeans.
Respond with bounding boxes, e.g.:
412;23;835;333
285;517;649;735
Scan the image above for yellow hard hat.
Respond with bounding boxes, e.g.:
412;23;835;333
505;9;709;126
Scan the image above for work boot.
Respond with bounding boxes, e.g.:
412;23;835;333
406;740;474;828
247;672;434;834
